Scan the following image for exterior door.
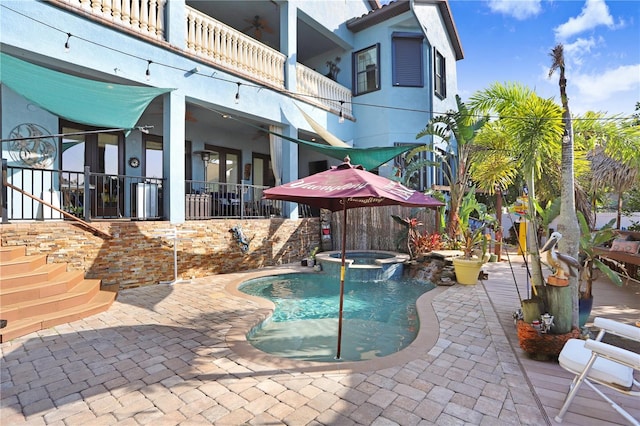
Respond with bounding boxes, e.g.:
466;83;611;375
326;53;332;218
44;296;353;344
60;122;124;218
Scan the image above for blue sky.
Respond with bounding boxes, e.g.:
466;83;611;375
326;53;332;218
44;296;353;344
441;0;640;117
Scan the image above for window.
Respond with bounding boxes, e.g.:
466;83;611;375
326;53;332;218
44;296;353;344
143;134;163;179
392;33;424;87
434;49;446;99
252;153;275;187
394;143;429;191
60;122;123;176
353;44;380;95
203;144;241;185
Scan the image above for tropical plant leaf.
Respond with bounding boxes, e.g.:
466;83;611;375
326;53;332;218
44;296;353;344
593;257;623;287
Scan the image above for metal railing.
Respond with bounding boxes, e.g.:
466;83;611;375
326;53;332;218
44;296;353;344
185;180;282;220
2;163;318;221
3;164;164;221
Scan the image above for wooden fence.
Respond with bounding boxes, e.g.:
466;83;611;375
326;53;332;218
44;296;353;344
330;206;439;252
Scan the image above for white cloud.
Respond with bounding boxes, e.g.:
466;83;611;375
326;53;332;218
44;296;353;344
554;0;614;41
574;64;640;101
486;0;542;20
541;62;640;115
563;37;599;67
571;64;640;111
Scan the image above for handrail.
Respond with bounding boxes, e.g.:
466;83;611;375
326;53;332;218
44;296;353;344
4;182;112;239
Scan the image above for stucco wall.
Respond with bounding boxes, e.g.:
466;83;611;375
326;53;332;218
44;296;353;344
1;218;320;289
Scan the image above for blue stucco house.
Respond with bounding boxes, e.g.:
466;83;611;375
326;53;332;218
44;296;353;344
1;0;463;223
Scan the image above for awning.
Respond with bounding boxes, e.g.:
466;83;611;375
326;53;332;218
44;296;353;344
0;52;173;130
295;104;350;147
266;126;413;170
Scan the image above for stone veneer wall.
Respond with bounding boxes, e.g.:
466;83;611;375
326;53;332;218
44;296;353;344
0;218;320;289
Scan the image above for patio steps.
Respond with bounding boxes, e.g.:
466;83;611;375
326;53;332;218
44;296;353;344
0;246;117;343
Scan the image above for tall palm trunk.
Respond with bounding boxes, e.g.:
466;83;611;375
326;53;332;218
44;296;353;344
550;44;580;328
525;170;545;291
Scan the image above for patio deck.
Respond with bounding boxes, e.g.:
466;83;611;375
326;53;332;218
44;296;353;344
1;253;638;425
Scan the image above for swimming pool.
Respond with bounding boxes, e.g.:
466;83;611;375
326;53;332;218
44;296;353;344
239;273;436;362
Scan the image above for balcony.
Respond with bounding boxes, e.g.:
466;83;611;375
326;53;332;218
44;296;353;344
50;0;351;116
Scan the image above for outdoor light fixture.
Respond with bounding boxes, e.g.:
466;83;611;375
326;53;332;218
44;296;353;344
194;150;215;182
339;100;345;123
145;60;152;80
235;82;241;104
64;33;71;52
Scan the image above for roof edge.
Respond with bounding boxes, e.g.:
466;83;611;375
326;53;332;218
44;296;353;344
347;1;411;32
414;0;464;60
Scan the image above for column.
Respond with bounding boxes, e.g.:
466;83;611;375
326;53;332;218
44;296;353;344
164;91;186;223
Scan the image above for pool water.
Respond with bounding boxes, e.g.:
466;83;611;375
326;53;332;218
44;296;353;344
239;273;435;362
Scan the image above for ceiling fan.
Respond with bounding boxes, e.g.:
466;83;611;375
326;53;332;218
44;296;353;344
242;15;274;40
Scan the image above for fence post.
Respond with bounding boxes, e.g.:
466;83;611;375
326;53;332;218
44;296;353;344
1;158;8;223
84;166;91;221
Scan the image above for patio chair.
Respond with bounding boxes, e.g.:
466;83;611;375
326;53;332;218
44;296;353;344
555;317;640;425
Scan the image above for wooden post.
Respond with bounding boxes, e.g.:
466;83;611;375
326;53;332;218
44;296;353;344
495;189;502;260
546;283;573;333
521;298;543;323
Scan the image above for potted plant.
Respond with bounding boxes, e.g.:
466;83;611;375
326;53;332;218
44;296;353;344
577;212;624;326
452;189;495;284
302;246;319;267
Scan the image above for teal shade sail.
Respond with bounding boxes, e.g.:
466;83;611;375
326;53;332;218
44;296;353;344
283;133;414;171
227;116;415;170
0;52;173;130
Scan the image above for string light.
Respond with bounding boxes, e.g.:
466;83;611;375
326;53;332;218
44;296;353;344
235;82;241;104
1;4;635;123
64;33;71;52
145;60;152;81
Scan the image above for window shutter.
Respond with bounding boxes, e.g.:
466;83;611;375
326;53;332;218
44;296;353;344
393;35;423;87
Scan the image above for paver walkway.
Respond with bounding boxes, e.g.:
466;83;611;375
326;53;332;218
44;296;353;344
1;259;637;425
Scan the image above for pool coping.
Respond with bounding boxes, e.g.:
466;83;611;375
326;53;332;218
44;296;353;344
224;266;447;374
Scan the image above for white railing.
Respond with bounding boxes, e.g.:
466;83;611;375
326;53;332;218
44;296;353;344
53;0;166;40
185;6;286;89
296;63;352;118
51;2;351;114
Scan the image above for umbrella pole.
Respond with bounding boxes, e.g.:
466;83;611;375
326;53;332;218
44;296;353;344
336;203;347;359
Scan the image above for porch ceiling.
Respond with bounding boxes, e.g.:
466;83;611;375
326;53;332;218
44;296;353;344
185;0;343;63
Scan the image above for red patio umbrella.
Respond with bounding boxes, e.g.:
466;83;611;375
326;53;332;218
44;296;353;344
263;157;443;359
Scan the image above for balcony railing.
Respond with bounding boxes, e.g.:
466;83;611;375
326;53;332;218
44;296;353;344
296;63;353;118
185;6;286;89
51;1;350;114
53;0;166;40
3;164;164;221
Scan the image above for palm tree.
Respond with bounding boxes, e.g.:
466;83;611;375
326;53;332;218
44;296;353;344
414;95;489;240
548;44;581;329
575;111;640;229
468;82;564;289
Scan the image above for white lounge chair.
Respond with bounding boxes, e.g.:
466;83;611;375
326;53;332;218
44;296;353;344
555;317;640;425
